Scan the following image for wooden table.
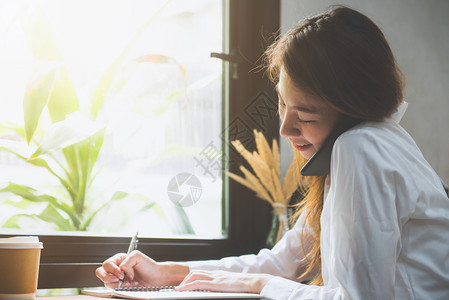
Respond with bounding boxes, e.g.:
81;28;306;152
38;297;101;299
38;294;259;299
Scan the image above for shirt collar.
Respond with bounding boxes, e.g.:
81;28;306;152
389;101;408;123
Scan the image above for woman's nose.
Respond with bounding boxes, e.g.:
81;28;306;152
279;111;300;138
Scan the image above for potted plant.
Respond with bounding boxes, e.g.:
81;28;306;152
227;129;300;247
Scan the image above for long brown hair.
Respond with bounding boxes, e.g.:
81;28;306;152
265;6;404;285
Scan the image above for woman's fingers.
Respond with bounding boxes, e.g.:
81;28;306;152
104;253;127;278
95;267;120;288
177;270;225;292
176;270;270;294
119;250;149;282
96;253;127;285
176;279;217;292
179;270;216;287
180;270;213;284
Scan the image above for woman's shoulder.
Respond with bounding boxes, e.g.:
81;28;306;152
331;120;427;178
331;120;443;196
334;120;416;157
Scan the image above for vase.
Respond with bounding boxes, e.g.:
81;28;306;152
265;203;289;248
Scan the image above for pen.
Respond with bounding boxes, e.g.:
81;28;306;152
118;231;139;289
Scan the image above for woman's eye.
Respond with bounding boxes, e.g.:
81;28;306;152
296;112;316;124
297;116;316;124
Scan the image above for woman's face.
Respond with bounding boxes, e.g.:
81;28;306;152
277;69;342;160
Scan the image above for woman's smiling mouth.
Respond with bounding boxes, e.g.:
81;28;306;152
291;141;313;152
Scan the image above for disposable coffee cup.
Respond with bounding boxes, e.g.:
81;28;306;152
0;236;43;299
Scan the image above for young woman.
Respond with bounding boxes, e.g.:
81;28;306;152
96;6;449;299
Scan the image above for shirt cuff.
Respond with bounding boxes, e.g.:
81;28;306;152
260;276;300;300
187;260;221;271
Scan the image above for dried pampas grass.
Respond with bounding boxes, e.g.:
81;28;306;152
227;129;300;243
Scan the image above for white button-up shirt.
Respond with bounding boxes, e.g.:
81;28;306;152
188;103;449;299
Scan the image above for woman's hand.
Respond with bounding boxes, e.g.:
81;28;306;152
95;250;189;288
175;270;274;294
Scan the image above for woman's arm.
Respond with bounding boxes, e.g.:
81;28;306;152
96;250;190;288
187;211;313;281
96;212;312;292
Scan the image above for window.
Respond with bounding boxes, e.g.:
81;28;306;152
0;0;279;288
1;0;223;238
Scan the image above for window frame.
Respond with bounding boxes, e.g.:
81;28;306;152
0;0;280;289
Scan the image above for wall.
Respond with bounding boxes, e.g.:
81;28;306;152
280;0;449;184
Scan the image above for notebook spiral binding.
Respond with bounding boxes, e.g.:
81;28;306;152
115;286;209;293
115;286;176;292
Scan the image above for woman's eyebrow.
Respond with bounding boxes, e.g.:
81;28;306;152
293;105;319;114
275;85;319;114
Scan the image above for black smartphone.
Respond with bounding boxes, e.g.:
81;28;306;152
300;117;361;176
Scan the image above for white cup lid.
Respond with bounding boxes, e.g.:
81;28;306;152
0;236;43;249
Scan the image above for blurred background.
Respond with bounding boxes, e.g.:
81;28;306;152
0;0;224;238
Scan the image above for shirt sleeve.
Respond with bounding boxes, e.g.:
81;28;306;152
188;212;312;281
260;276;346;300
263;128;402;300
324;129;402;299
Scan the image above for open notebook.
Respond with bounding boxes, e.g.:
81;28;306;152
82;286;262;299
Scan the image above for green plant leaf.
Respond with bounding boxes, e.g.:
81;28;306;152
31;112;105;158
2;206;75;231
140;202;166;220
2;214;30;229
47;66;80;123
0;182;76;223
80;128;106;183
62;128;106;215
2;199;33;210
37;204;76;231
140;201;157;212
0;183;53;203
110;191;129;201
20;3;63;143
23;66;57;144
0;146;72;194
